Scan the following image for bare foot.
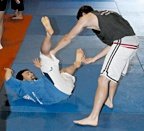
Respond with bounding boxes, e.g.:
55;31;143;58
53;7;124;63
15;0;20;4
12;15;23;20
73;117;98;126
0;43;3;50
74;48;84;68
41;16;54;36
105;97;113;109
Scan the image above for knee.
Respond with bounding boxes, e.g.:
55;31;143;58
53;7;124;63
98;76;109;87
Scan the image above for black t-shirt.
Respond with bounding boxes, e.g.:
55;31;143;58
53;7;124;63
92;10;135;46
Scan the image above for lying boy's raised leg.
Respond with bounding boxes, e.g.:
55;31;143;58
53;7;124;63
60;48;84;75
41;16;54;56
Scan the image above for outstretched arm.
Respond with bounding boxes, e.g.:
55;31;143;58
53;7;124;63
83;46;111;64
4;68;13;81
51;17;87;55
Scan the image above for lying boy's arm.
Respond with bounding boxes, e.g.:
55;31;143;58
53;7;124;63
4;68;13;81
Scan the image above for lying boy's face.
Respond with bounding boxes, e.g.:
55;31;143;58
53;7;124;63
22;71;36;81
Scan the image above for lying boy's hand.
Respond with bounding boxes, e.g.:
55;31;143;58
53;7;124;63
33;58;41;68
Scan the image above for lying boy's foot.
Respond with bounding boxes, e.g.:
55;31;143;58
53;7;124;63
74;48;84;68
41;16;54;36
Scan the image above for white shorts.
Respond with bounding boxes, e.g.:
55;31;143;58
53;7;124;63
100;35;139;83
40;53;75;95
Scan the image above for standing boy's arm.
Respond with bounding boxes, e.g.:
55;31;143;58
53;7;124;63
50;16;88;55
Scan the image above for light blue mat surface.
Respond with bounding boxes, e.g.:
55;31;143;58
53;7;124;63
1;0;144;131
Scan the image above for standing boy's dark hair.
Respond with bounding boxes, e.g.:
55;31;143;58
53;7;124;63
76;5;94;20
16;69;29;80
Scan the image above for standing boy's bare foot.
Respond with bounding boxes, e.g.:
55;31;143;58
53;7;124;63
73;116;98;126
41;16;54;36
74;48;84;68
105;97;113;109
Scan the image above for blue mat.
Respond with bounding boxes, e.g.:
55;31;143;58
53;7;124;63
1;1;144;131
2;0;144;114
2;28;144;113
5;112;144;131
